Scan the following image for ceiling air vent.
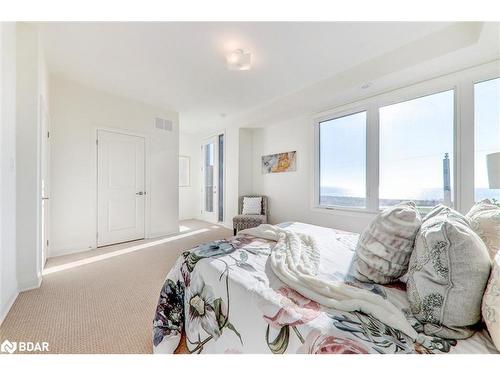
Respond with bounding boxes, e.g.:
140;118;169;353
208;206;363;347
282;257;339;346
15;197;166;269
155;117;173;131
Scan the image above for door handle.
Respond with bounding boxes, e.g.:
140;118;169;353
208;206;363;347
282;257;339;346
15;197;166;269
42;197;50;200
136;191;145;195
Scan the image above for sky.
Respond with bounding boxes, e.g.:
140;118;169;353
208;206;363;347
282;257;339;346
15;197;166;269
320;77;500;202
319;111;366;197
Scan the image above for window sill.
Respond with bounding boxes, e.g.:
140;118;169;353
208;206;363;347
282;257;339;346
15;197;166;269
311;205;379;216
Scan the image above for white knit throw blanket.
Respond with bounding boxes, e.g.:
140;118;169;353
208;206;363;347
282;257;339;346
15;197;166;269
239;224;431;348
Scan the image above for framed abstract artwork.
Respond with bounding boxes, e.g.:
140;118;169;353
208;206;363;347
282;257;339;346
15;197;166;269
262;151;297;174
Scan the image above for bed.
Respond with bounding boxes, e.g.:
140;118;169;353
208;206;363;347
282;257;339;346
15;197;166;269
152;222;498;354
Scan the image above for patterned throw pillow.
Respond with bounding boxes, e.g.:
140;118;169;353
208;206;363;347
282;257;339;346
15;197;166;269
407;205;492;339
467;199;500;260
483;253;500;351
351;201;422;284
242;197;262;215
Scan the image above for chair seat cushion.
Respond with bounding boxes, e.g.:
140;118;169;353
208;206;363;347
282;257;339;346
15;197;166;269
233;215;267;223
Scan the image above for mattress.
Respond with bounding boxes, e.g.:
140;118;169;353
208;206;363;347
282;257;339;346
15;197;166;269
152;222;498;354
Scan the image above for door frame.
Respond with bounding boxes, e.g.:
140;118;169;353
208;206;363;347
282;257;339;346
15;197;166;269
93;126;151;249
39;94;50;265
200;131;226;224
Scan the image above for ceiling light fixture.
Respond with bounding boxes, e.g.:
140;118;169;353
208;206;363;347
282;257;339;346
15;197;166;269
226;49;252;71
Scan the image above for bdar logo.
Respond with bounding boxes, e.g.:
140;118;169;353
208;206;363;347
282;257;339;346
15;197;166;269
1;340;17;354
0;340;49;353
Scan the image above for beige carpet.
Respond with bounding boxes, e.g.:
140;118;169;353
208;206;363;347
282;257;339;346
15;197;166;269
0;220;232;354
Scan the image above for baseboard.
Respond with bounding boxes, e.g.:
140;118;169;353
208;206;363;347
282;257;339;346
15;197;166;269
147;229;179;239
0;291;19;327
49;230;183;258
220;222;233;231
49;246;95;258
17;275;42;293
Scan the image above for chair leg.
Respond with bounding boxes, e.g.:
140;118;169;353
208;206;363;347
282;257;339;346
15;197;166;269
233;228;237;236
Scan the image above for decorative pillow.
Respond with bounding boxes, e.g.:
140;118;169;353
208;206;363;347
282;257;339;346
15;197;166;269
407;205;492;339
467;199;500;260
423;203;468;223
482;253;500;351
351;201;422;284
242;197;262;215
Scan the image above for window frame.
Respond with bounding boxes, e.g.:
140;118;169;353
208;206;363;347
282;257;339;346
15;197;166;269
315;107;370;212
312;62;500;217
313;80;462;214
472;75;500;204
377;87;458;211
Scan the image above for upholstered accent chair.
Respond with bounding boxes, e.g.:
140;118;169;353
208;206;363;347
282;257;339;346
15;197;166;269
233;195;268;235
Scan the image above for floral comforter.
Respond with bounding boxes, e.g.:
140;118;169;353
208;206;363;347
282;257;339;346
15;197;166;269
152;222;498;354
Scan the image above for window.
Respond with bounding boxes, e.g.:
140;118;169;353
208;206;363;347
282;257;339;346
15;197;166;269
474;77;500;204
379;90;455;210
319;111;366;208
315;65;498;214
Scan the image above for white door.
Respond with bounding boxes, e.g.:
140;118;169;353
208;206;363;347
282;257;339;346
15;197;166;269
97;130;146;247
201;136;219;223
40;97;50;266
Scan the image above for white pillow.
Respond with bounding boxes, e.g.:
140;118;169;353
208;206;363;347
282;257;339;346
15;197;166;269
242;197;262;215
467;199;500;260
351;201;422;284
483;253;500;351
407;205;491;339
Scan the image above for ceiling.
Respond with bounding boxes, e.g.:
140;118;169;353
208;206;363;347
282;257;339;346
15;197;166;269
38;22;499;134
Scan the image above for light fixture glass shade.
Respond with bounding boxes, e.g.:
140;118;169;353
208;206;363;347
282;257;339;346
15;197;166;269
487;152;500;189
226;49;251;71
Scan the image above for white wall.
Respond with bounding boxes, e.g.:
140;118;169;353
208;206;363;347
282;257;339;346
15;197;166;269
238;128;254;198
179;132;200;220
252;117;374;233
16;23;47;291
187;118;375;234
0;22;18;324
251;60;500;234
179;128;241;228
223;127;241;228
1;23;49;322
50;76;179;256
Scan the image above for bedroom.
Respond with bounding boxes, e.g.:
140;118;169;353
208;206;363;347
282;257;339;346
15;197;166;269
1;0;500;371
